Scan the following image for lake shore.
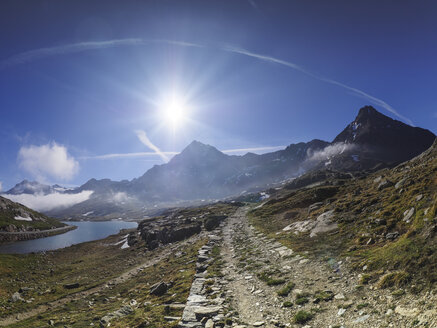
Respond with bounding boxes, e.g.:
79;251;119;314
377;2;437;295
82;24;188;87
0;225;77;244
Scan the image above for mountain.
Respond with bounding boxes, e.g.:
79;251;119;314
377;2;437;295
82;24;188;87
5;180;70;195
7;106;435;219
324;106;436;171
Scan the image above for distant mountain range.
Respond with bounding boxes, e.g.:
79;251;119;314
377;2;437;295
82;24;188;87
2;106;435;219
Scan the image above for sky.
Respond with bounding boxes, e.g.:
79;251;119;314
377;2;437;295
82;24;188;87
0;0;436;191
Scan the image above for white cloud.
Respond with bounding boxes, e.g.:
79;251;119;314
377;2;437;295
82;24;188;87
0;39;143;70
3;191;93;212
307;142;356;162
80;151;178;160
111;192;131;203
18;142;79;182
135;130;169;162
222;146;285;154
82;145;285;160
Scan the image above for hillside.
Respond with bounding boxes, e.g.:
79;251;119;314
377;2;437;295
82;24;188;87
0;196;66;232
250;138;437;286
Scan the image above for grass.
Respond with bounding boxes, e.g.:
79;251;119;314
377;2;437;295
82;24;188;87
277;282;295;296
377;271;411;289
295;292;310;305
257;270;286;286
4;236;205;328
247;146;437;287
314;290;334;302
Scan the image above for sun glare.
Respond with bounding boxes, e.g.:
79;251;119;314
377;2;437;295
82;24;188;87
161;96;188;129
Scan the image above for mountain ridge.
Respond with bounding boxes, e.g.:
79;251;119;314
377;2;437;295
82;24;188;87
3;106;435;218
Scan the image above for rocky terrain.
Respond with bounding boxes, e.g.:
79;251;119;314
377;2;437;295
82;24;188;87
179;208;436;327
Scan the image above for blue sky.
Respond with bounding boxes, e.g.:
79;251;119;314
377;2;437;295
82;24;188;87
0;0;436;190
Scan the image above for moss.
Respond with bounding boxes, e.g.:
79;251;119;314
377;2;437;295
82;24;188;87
277;282;295;296
293;310;313;324
257;270;285;286
295;292;310;305
314;290;334;302
283;301;293;307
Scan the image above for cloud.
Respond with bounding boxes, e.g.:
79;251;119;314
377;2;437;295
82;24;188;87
0;38;413;125
247;0;258;10
135;130;169;162
0;39;143;70
80;151;178;160
111;192;132;203
221;45;414;126
18;142;79;181
222;145;285;154
79;145;286;160
3;191;93;212
307;142;356;162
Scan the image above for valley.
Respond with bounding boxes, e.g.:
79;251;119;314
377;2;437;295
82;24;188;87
0;137;435;327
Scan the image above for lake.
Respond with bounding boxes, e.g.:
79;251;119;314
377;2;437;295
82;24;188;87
0;220;138;254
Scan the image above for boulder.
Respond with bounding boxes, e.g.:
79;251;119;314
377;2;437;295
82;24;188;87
150;282;168;296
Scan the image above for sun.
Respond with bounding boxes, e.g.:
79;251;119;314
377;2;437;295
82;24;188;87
161;96;188;128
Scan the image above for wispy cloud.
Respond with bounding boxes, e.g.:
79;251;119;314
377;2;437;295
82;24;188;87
80;145;285;160
0;38;413;124
247;0;258;10
221;45;414;126
307;142;356;162
80;151;178;160
222;145;285;154
135;130;169;162
0;39;143;70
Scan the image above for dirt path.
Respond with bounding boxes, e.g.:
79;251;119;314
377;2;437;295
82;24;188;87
0;234;202;327
215;207;436;327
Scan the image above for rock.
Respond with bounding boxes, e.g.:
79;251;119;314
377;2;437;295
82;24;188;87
354;314;370;323
403;207;415;223
100;305;133;326
386;309;393;316
205;319;214;328
310;210;338;238
10;292;24;302
395;306;419;317
386;231;399;240
48;319;55;326
308;202;323;214
395;178;407;189
253;322;265;327
416;194;423;201
164;316;181;321
63;282;80;289
337;308;346;316
150;282;168;296
377;179;393;190
194;306;221;320
334;293;345;300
